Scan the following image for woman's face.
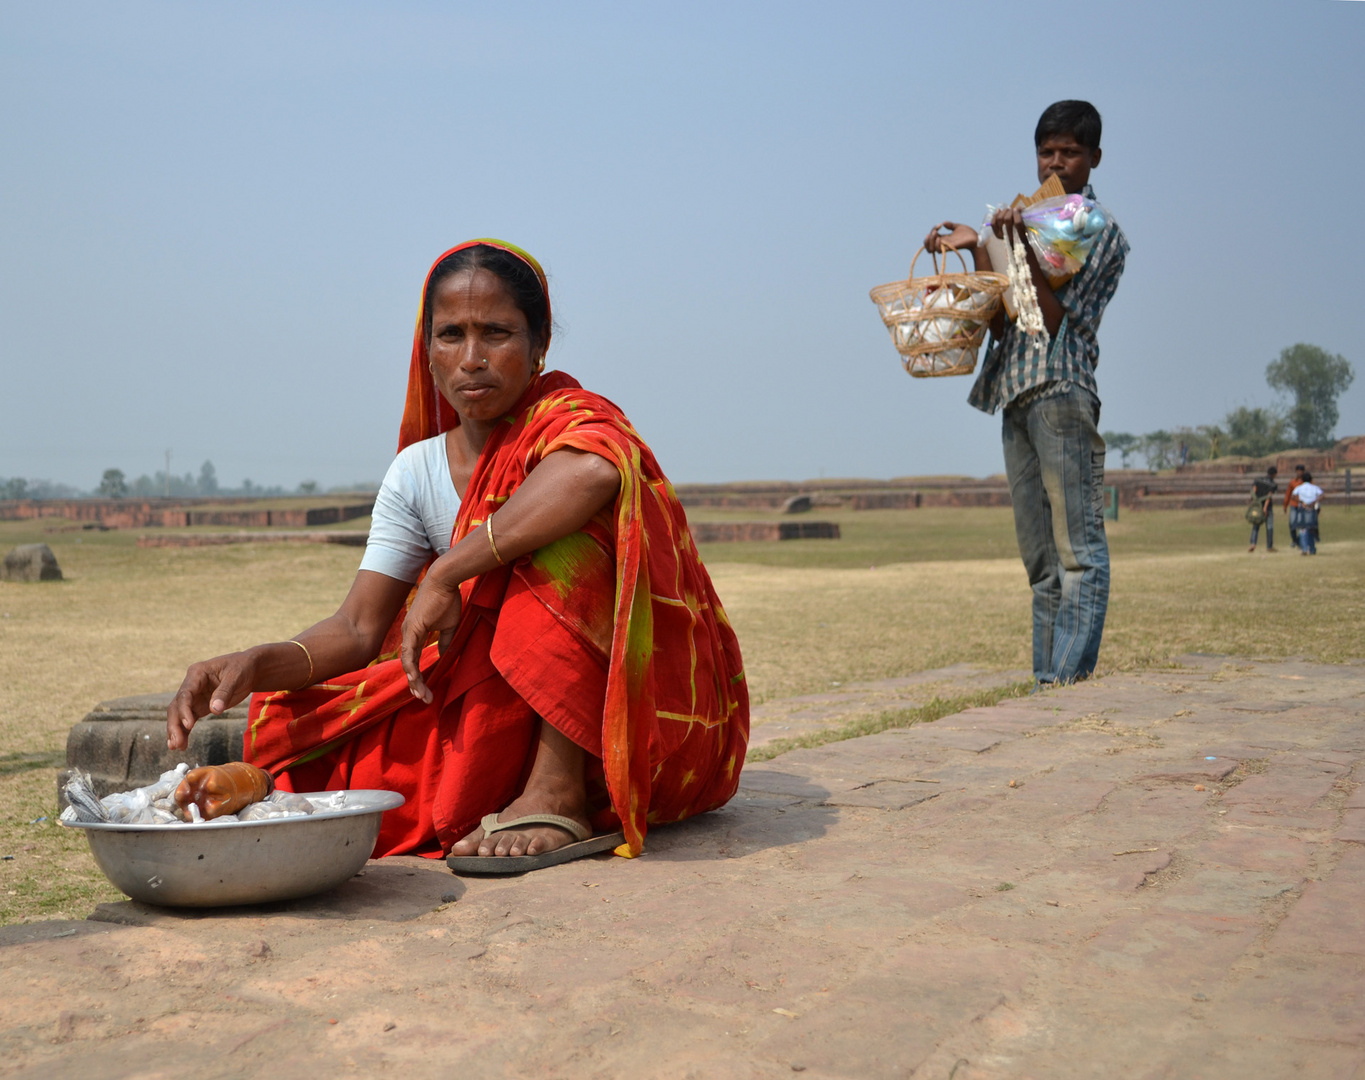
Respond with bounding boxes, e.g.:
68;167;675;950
427;268;539;424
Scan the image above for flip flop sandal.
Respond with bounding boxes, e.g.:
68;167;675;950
445;813;625;876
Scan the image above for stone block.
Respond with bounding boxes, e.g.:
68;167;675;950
1339;809;1365;844
1;542;62;581
1269;847;1365;957
1154;868;1303;917
1138;758;1239;783
738;767;837;801
1211;953;1365;1046
1189;828;1312;874
688;521;840;543
58;691;249;804
823;780;943;810
886;727;1007;753
1081;911;1262;989
754;944;1031;1076
1222;771;1339;812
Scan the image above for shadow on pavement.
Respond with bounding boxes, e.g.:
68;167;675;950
81;857;461;928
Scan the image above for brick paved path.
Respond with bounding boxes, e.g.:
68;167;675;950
2;655;1362;1078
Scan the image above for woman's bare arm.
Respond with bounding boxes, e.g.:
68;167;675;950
166;569;413;750
400;448;621;702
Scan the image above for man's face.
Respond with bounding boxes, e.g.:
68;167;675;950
1036;134;1100;195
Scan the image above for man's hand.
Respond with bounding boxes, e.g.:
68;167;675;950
924;221;981;254
166;651;260;751
990;206;1027;242
989;205;1065;335
399;568;464;704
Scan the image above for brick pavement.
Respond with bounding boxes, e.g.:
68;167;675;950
1;654;1362;1078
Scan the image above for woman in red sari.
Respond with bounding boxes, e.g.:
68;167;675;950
166;240;749;870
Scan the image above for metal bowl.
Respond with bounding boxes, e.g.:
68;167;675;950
63;790;405;907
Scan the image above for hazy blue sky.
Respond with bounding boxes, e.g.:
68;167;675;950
3;1;1363;490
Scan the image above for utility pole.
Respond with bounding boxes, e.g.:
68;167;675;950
164;449;172;498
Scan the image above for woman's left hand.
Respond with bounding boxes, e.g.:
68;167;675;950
399;569;464;704
397;448;621;703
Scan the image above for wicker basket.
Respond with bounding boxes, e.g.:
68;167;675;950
869;248;1008;378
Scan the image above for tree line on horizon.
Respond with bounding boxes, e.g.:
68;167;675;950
1103;343;1354;471
0;458;379;502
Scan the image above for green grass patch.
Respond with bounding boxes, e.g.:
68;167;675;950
746;681;1033;762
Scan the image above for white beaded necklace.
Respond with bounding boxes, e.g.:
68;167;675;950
1006;227;1049;361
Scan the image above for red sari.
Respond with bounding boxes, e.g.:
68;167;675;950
244;245;749;859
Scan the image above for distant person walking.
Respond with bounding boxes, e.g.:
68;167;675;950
1248;465;1278;552
1292;472;1324;555
1284;463;1306;548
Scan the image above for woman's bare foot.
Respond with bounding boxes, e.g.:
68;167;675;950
448;718;592;858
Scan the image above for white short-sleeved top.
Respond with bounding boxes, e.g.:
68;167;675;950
358;434;462;583
1295;482;1324;506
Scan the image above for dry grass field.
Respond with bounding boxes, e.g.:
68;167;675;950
2;504;1362;923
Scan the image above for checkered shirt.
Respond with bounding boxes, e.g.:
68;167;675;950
967;185;1129;415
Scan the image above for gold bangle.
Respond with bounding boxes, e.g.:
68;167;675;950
485;514;505;565
287;638;314;690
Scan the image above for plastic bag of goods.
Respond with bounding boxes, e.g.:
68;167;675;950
985;194;1109;278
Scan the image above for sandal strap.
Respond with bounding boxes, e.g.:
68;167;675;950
479;812;591;843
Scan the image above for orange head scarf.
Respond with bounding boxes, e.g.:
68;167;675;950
396;239;552;453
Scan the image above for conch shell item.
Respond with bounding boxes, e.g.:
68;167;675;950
174;762;274;821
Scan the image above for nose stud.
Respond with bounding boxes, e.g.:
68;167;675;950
480;357;489;368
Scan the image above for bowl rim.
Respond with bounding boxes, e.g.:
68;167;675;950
60;788;405;832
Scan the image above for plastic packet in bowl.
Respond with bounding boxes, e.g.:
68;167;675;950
310;791;349;812
239;791;316;821
99;764;192;823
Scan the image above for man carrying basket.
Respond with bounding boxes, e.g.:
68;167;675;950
923;100;1129;687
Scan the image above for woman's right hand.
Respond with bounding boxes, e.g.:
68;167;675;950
165;650;260;751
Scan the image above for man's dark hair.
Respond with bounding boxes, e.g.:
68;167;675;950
1302;471;1313;483
1267;466;1278;476
1035;100;1103;151
423;244;552;352
1295;464;1306;472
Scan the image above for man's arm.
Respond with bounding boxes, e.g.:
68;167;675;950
988;207;1064;337
924;216;1064;337
923;222;1009;337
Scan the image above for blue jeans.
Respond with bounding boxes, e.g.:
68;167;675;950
1291;507;1318;553
1002;385;1110;684
1249;510;1273;549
